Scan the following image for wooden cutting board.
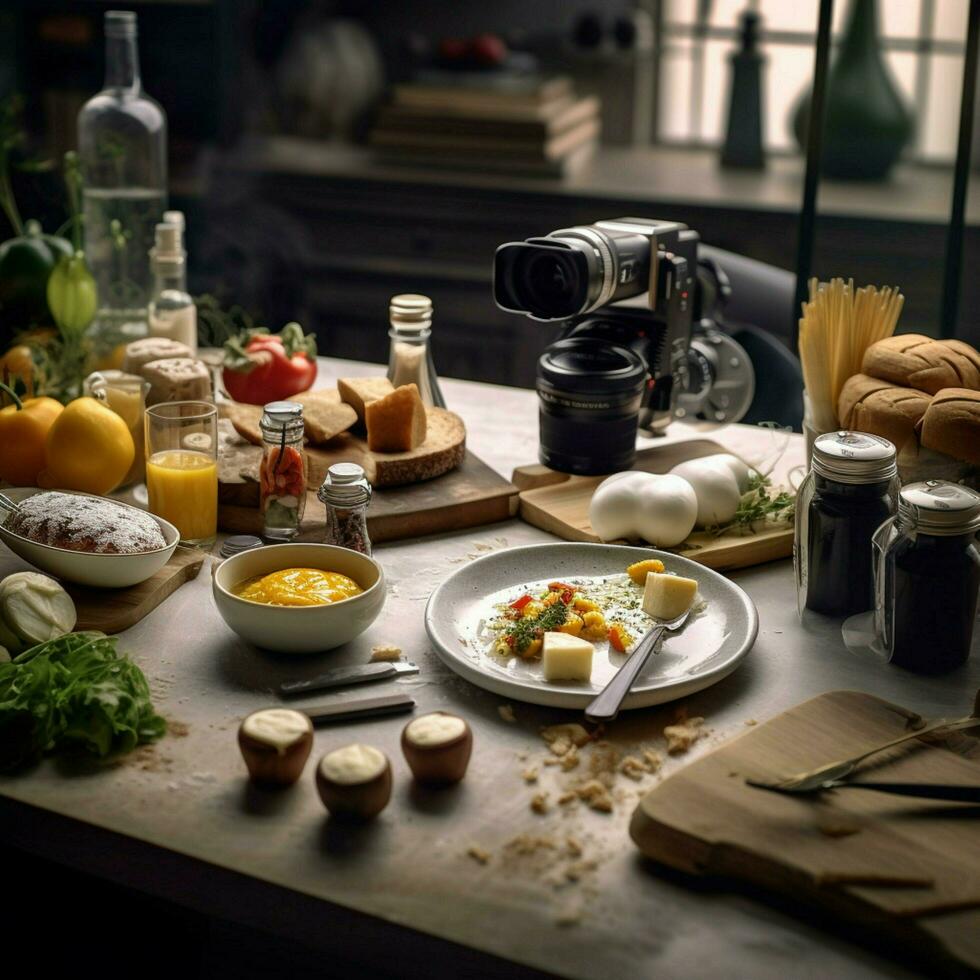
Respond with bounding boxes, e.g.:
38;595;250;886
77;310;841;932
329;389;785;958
631;690;980;975
68;546;205;634
219;449;518;544
512;439;794;571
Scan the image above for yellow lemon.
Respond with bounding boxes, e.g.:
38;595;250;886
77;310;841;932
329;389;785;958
39;396;135;495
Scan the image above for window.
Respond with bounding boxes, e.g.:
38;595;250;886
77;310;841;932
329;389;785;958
652;0;969;163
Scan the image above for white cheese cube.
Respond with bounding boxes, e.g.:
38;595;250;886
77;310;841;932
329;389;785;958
642;573;698;621
542;631;594;683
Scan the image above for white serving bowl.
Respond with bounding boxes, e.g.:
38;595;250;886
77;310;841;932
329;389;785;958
0;487;180;588
212;543;386;654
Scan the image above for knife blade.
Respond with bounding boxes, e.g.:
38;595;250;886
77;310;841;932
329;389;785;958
279;661;419;696
300;692;416;726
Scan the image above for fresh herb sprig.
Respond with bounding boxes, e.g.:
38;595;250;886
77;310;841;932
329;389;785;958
708;473;796;537
508;600;569;655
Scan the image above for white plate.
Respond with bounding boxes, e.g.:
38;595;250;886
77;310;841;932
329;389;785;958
0;487;179;588
424;542;758;710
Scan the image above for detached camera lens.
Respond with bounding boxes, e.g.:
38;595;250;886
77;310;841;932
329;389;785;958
536;337;647;475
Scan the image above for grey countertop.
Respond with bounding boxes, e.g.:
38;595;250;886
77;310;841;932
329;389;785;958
2;360;976;979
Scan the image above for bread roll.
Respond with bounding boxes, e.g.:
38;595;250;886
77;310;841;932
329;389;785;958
365;383;427;452
837;374;931;450
862;335;980;394
917;388;980;465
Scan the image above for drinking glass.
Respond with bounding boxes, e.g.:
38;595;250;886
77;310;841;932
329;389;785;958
85;370;150;487
145;400;218;547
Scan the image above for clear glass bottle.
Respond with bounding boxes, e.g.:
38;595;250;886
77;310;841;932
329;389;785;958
386;294;446;407
259;402;306;541
872;481;980;674
794;430;898;618
77;10;167;353
318;462;372;556
148;221;196;351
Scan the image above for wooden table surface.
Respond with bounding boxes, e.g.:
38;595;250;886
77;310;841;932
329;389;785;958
2;359;977;979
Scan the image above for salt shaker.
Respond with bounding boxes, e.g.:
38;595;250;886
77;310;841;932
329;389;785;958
386;293;446;408
260;401;306;541
318;462;372;556
871;481;980;674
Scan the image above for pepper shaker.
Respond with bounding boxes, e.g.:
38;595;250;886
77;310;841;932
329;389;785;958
872;481;980;673
260;401;306;541
794;430;899;617
318;462;372;556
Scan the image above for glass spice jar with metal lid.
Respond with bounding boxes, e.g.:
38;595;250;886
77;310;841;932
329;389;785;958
871;481;980;674
387;293;446;408
260;401;306;541
319;462;372;556
794;430;899;617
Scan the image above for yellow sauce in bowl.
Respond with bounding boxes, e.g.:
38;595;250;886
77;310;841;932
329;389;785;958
233;567;364;606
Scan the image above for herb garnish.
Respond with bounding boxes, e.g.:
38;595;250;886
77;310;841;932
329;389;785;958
508;600;569;655
708;474;795;536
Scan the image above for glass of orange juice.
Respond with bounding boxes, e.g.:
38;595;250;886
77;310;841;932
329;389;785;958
145;400;218;547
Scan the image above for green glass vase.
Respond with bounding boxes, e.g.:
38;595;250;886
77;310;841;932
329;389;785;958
792;0;913;180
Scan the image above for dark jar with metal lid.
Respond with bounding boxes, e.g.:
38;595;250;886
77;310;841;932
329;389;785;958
872;481;980;674
260;401;306;541
794;430;899;617
318;462;372;556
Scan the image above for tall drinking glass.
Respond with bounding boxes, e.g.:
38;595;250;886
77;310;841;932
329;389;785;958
85;370;150;487
145;400;218;547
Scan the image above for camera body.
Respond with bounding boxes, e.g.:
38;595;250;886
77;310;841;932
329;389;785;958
494;217;705;474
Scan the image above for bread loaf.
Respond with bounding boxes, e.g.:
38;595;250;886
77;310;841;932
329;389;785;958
338;377;395;424
837;374;931;450
366;383;427;452
142;357;212;406
917;388;980;465
862;335;980;394
123;337;193;375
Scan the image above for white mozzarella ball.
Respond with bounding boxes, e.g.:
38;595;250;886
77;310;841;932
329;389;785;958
669;458;742;527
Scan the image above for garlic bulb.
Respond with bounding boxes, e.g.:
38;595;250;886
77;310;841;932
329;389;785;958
589;472;697;547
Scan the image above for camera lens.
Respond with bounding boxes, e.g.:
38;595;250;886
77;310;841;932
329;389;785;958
519;252;580;318
536;337;647;475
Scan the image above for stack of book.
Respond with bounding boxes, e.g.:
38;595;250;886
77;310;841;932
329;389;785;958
370;74;601;177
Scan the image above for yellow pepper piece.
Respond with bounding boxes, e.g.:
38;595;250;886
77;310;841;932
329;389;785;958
627;559;666;586
573;597;599;612
581;610;607;638
557;613;584;636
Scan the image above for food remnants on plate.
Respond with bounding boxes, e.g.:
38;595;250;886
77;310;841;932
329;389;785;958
232;567;364;606
4;491;167;554
482;559;702;685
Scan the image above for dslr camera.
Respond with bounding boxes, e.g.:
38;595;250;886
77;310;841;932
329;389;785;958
494;217;752;475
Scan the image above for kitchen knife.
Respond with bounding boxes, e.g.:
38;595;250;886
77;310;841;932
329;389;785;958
280;661;419;696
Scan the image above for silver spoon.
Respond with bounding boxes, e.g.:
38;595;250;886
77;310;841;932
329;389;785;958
584;606;693;724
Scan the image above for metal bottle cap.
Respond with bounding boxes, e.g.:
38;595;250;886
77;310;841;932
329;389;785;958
260;401;304;439
811;430;897;485
390;294;433;332
219;535;263;559
898;480;980;536
318;462;372;508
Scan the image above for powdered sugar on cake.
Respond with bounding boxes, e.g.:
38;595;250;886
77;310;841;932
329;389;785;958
6;492;167;554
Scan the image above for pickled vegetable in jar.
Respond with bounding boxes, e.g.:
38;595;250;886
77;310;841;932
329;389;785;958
260;401;306;541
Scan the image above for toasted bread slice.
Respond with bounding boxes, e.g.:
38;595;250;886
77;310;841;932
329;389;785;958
294;389;357;444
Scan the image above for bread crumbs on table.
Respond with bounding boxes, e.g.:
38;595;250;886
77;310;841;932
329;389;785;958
497;704;516;723
467;845;492;865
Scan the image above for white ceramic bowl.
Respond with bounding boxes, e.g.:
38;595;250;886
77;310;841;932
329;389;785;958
212;543;386;654
0;487;180;588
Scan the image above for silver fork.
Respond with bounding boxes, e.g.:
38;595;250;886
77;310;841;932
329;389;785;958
0;491;21;515
746;714;980;794
584;607;693;724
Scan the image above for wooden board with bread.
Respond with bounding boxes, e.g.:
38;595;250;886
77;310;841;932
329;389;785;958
217;373;518;542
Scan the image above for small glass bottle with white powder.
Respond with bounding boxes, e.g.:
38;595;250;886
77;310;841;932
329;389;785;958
148;217;197;352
